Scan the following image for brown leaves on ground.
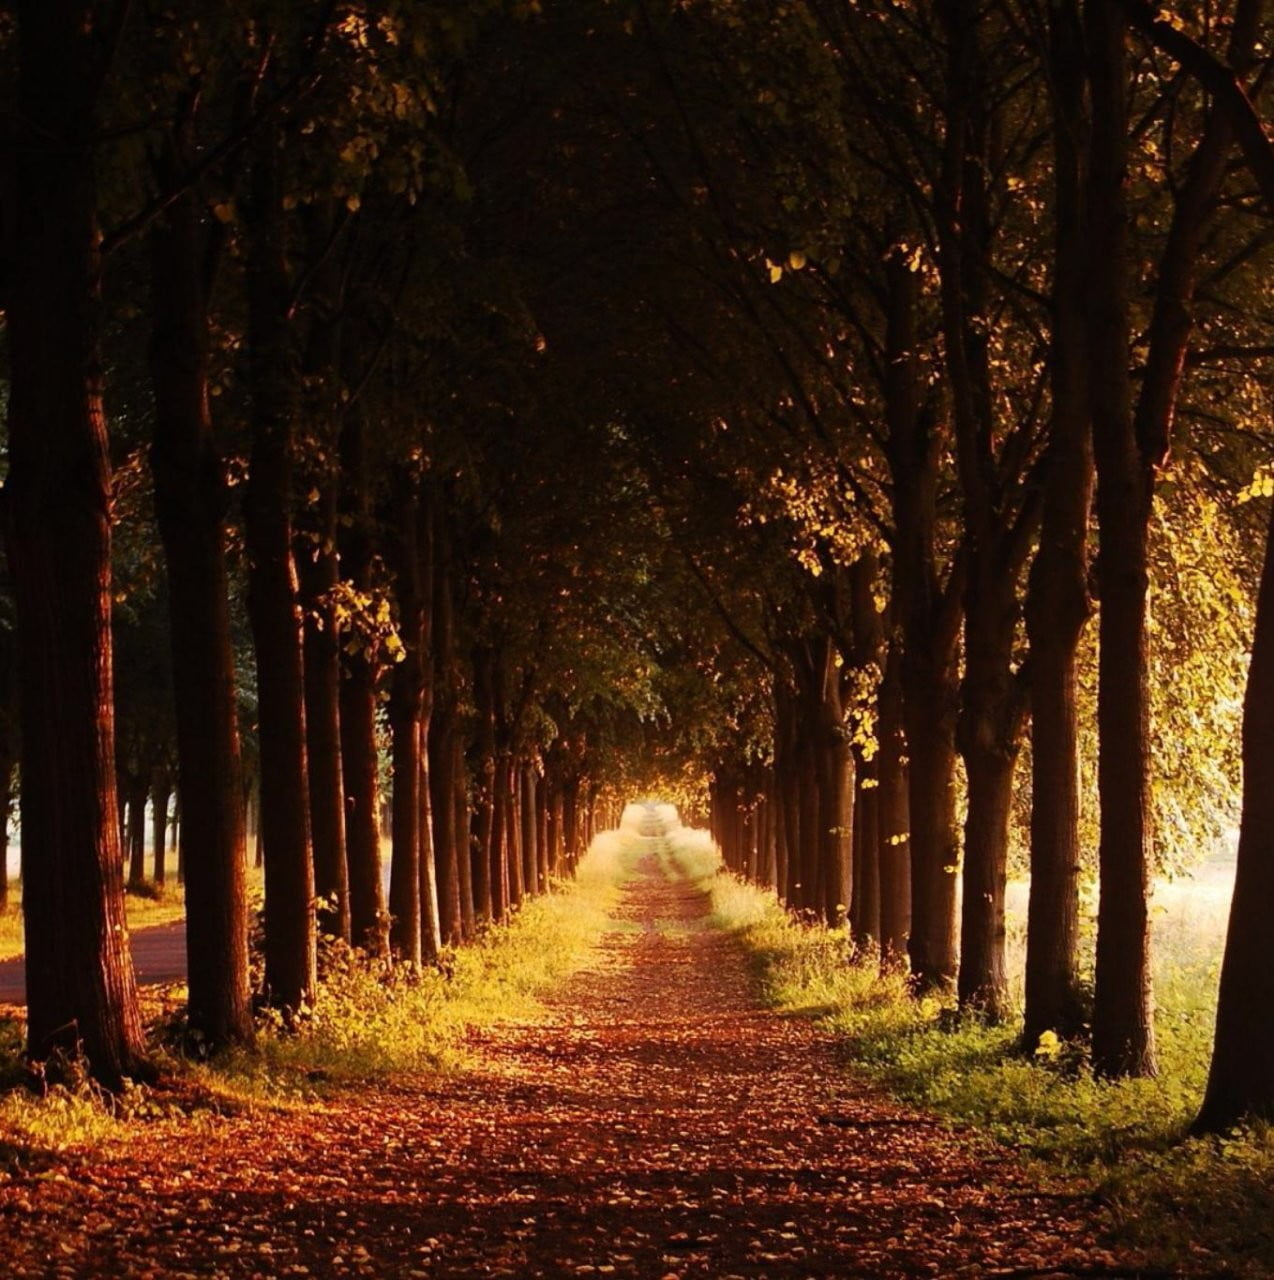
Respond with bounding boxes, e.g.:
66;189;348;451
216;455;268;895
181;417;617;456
0;858;1148;1278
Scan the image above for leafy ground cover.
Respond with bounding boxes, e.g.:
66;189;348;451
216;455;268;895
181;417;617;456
675;830;1274;1277
0;827;1137;1278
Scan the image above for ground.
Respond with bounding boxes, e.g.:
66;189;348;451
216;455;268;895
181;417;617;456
0;850;1144;1279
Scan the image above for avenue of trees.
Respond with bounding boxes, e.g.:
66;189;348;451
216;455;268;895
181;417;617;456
0;0;1271;1135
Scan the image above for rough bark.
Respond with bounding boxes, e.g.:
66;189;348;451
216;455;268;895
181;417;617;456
338;410;387;956
427;514;463;945
5;0;147;1085
146;121;254;1045
876;637;911;962
388;470;424;965
886;248;961;992
151;767;170;887
1023;0;1092;1048
126;773;149;887
1086;0;1157;1079
1196;496;1274;1131
244;122;316;1014
521;764;540;898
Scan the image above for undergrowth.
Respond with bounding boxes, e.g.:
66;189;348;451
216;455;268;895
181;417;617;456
0;831;633;1152
665;828;1274;1279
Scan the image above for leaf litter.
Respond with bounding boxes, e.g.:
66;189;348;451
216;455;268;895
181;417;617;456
0;853;1148;1278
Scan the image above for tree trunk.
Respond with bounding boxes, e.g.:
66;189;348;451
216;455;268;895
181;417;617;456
1023;0;1092;1048
454;734;474;934
298;505;350;942
521;764;540;897
506;758;523;908
903;673;959;990
563;776;580;875
427;708;462;946
885;247;961;993
127;774;148;887
296;199;350;945
1196;495;1274;1130
877;639;911;962
338;410;387;956
244;122;316;1014
851;752;880;946
427;514;462;944
537;771;551;887
388;470;424;965
1086;0;1156;1078
418;751;442;962
151;769;170;887
5;0;147;1085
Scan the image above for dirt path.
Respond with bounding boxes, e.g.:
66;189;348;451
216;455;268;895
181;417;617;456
0;848;1135;1278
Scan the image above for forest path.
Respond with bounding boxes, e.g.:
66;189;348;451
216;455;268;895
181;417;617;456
0;842;1134;1279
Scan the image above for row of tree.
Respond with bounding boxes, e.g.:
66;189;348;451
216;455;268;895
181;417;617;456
1;0;1271;1138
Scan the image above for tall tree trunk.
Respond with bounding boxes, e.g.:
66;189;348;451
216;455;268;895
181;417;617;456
548;785;563;879
427;710;461;946
454;734;474;934
877;638;911;962
521;764;540;897
338;410;387;956
1023;0;1092;1048
506;757;523;908
851;753;880;945
296;200;350;944
388;470;424;965
427;514;462;944
850;555;884;944
127;774;148;887
0;626;15;913
418;752;442;962
1086;0;1156;1078
5;0;147;1085
938;0;1026;1022
298;499;350;942
469;648;497;923
537;770;551;887
563;776;580;875
340;651;385;955
151;768;170;887
1196;497;1274;1131
886;248;961;993
244;122;316;1014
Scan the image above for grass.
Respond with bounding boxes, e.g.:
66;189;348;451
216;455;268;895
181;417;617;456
666;828;1274;1279
0;829;637;1151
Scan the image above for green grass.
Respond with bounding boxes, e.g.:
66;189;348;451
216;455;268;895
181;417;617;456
667;829;1274;1279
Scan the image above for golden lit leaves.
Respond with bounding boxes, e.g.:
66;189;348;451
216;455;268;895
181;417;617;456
1237;468;1274;503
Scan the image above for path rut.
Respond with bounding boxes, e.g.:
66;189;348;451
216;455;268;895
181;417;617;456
0;846;1135;1278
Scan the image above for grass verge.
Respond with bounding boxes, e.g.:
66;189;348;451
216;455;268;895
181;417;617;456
664;827;1274;1280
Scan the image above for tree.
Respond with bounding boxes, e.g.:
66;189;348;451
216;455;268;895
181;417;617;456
3;0;148;1086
